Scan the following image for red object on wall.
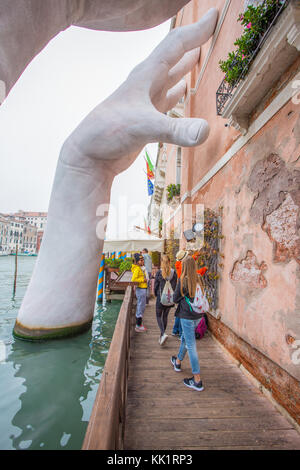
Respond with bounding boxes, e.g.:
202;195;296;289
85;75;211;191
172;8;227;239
36;230;44;253
175;259;207;278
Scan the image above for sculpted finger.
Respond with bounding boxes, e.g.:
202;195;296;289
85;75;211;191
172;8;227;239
149;112;210;147
162;79;186;113
168;48;200;89
149;7;218;71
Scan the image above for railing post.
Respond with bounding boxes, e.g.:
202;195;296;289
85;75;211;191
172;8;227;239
97;253;105;303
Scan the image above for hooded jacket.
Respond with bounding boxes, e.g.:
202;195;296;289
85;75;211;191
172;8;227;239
131;264;147;289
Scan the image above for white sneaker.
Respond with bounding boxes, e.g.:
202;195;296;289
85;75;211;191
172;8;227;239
160;333;168;346
135;325;147;332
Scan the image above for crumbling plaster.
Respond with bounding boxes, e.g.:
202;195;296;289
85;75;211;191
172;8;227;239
190;101;300;379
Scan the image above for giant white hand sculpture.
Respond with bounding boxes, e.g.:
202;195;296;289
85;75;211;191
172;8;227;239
0;0;191;98
13;7;218;340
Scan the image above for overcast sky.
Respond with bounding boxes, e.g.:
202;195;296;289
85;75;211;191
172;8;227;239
0;21;171;238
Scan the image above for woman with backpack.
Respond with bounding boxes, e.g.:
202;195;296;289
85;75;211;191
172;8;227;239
154;254;177;346
171;256;209;391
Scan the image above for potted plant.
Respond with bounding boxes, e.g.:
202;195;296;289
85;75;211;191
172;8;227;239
166;184;181;206
105;258;123;273
119;258;133;273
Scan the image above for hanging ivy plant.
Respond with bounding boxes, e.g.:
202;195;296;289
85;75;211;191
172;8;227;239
151;251;161;267
195;208;224;310
165;229;179;267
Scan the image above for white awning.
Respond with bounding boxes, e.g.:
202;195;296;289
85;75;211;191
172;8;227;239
103;238;164;253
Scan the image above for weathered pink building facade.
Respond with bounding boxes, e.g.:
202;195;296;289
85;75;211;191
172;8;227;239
149;0;300;424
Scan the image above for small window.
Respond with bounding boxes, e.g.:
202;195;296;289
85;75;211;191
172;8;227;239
176;147;182;186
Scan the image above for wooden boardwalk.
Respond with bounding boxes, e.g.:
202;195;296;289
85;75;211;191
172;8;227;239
124;300;300;450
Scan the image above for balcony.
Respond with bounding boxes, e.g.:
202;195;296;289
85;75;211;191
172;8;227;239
216;0;300;135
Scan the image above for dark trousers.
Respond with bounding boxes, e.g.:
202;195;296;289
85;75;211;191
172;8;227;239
156;303;172;336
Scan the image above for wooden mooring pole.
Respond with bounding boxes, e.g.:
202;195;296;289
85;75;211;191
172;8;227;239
13;243;18;297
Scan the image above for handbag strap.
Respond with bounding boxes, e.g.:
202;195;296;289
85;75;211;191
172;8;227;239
184;296;193;312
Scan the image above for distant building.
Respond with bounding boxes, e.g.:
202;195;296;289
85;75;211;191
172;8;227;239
23;224;38;254
0;213;38;254
6;215;26;253
0;217;9;255
15;211;47;231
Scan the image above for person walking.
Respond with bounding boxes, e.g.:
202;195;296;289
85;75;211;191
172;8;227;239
154;255;177;346
131;253;148;332
142;248;153;304
171;256;207;391
171;250;188;337
172;249;208;336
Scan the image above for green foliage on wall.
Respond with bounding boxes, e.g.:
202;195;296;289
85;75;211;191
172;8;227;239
219;0;288;86
165;229;179;268
151;251;161;267
105;258;123;269
196;208;224;310
167;184;181;202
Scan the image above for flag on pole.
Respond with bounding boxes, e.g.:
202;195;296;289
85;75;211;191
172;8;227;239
145;149;155;176
146;160;155;179
147;177;154;196
144;217;151;234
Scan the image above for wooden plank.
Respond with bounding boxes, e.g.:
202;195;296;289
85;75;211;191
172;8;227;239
124;299;300;450
207;312;300;425
125;429;300;450
127;368;257;381
126;381;262;395
125;404;282;420
126;396;274;407
125;415;294;432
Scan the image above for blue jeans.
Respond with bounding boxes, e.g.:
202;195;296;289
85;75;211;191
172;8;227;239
136;287;147;319
146;273;152;300
177;318;201;375
172;316;182;335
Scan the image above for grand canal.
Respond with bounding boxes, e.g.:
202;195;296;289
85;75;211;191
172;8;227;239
0;255;120;450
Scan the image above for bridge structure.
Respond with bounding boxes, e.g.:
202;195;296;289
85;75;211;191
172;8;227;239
82;287;300;450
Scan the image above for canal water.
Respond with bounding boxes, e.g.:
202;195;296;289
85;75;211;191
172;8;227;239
0;256;121;450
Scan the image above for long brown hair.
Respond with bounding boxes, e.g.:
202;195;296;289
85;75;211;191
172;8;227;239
180;256;204;297
161;254;171;280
